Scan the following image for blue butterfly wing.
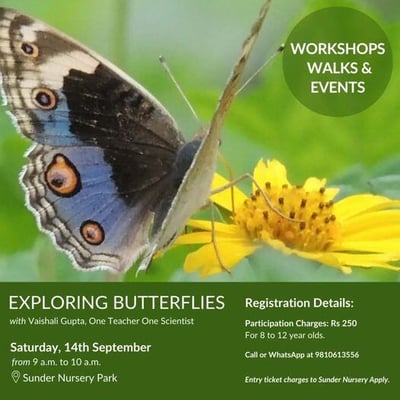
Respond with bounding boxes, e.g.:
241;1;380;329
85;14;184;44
21;144;183;271
0;8;195;271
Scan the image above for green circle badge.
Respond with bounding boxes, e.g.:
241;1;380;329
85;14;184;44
283;7;392;116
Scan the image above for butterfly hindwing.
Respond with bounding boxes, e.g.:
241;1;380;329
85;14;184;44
21;143;166;271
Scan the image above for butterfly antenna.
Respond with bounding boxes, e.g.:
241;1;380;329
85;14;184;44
159;55;200;124
236;43;285;96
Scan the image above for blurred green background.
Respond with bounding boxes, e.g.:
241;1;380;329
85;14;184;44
0;0;399;282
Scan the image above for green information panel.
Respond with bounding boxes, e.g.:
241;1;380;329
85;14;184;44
0;283;399;398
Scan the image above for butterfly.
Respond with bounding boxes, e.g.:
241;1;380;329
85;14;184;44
0;1;270;274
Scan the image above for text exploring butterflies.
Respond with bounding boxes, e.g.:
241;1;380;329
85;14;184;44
9;294;226;310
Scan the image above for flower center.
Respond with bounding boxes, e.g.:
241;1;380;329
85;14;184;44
233;182;340;252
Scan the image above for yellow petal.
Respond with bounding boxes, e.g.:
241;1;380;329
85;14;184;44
253;159;289;192
335;194;400;220
326;252;400;271
303;177;327;191
174;225;245;246
303;177;339;200
174;231;215;245
340;209;400;237
211;173;247;211
184;240;259;277
336;239;400;254
185;219;244;235
288;245;399;272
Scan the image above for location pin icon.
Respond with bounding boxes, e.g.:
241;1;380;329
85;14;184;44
11;370;20;383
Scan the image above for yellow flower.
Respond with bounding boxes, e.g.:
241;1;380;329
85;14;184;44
175;159;400;277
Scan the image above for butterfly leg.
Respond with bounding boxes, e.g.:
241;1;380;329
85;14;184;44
210;202;231;274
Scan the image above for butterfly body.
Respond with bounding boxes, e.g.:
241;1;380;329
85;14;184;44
0;3;270;274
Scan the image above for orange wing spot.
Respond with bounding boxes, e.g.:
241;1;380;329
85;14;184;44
45;154;81;197
80;221;105;245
